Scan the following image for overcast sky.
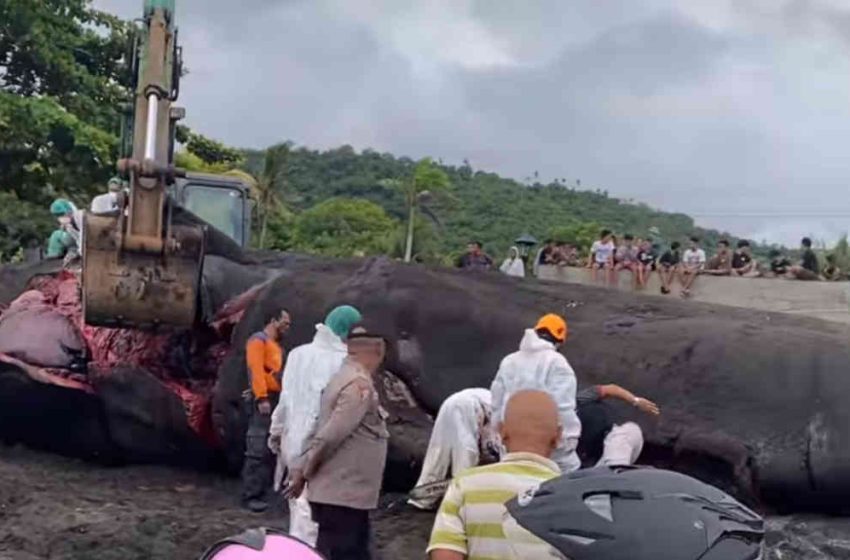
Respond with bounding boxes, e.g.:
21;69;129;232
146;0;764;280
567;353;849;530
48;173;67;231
94;0;850;246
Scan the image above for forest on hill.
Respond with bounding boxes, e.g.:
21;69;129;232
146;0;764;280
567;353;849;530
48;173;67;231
0;0;751;265
236;144;738;264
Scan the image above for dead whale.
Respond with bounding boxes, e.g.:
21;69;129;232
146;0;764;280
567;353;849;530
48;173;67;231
3;254;850;513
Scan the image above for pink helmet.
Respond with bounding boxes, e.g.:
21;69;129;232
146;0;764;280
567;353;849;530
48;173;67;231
200;528;325;560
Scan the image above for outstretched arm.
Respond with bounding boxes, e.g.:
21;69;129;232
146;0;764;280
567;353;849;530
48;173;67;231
598;384;660;416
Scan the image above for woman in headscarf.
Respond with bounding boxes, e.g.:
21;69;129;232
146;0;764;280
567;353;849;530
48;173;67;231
499;246;526;278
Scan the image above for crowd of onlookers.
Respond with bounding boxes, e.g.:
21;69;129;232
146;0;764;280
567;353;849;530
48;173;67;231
457;232;846;295
581;231;846;295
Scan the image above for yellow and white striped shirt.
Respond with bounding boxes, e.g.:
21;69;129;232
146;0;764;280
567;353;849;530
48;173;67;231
427;452;561;560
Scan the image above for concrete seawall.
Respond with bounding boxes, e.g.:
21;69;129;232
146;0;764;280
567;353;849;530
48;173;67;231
537;265;850;324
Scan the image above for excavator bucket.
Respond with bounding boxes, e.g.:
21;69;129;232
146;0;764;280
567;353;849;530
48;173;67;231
83;213;204;330
79;2;213;330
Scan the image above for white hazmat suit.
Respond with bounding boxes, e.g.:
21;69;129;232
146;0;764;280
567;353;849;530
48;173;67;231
500;247;526;278
408;388;495;510
90;192;119;214
269;324;348;546
490;329;582;472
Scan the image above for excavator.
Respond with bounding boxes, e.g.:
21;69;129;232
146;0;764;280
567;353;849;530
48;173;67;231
83;0;251;330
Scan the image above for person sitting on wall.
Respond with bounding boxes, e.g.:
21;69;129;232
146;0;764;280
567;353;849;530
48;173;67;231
822;254;844;281
588;229;615;283
550;242;565;265
533;239;556;277
657;242;681;295
678;236;706;298
731;240;761;277
562;244;580;267
614;234;641;287
769;249;792;277
636;238;658;287
788;237;821;281
703;239;733;276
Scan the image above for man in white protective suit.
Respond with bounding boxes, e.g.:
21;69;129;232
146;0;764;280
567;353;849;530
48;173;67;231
408;383;660;510
90;177;124;214
407;388;500;511
269;305;362;546
490;313;582;473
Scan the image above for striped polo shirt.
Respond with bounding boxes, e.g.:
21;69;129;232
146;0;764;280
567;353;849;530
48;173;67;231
427;452;561;560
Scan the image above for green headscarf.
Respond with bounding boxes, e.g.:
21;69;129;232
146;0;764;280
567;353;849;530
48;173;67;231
324;305;362;340
50;198;74;216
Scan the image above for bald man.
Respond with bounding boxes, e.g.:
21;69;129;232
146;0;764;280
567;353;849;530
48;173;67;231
427;391;563;560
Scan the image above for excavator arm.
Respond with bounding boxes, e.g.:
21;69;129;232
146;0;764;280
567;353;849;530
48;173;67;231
83;0;204;329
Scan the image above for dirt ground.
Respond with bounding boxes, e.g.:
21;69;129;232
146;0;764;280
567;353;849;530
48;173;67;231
3;444;850;560
0;445;430;560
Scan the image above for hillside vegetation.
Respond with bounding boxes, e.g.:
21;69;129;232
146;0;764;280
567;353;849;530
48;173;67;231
240;145;736;263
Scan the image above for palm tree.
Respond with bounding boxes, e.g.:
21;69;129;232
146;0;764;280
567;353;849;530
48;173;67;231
225;142;291;249
381;158;451;263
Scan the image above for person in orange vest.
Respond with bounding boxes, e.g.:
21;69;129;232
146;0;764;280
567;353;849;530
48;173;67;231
242;309;292;512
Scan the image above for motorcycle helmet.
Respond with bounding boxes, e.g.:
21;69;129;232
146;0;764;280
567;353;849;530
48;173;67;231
199;527;325;559
504;466;764;560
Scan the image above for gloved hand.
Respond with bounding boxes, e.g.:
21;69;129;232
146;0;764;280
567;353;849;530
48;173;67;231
268;433;282;455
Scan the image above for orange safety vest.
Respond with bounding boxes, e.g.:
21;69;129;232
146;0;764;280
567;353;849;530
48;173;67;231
245;332;284;399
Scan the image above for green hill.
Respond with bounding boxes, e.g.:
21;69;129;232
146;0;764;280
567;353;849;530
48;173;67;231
242;144;737;262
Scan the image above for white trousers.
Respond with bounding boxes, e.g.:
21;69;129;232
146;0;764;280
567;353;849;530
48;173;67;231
408;392;484;510
408;440;479;510
596;422;644;467
289;494;318;546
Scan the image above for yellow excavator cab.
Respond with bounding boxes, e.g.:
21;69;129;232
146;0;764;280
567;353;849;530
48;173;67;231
175;174;253;248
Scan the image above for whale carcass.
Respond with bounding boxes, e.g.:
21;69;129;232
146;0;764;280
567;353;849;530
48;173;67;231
2;254;850;513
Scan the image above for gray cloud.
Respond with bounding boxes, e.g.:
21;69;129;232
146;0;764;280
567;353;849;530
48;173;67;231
94;0;850;245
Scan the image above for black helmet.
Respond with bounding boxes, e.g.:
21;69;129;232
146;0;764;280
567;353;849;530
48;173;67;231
504;466;764;560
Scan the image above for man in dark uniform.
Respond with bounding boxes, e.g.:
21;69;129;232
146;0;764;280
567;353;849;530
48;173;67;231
576;384;659;467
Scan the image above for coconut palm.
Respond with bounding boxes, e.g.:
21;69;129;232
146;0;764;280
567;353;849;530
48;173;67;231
225;142;292;249
381;158;452;263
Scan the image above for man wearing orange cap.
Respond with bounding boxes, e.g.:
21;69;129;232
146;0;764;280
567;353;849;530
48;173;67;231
489;313;582;472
